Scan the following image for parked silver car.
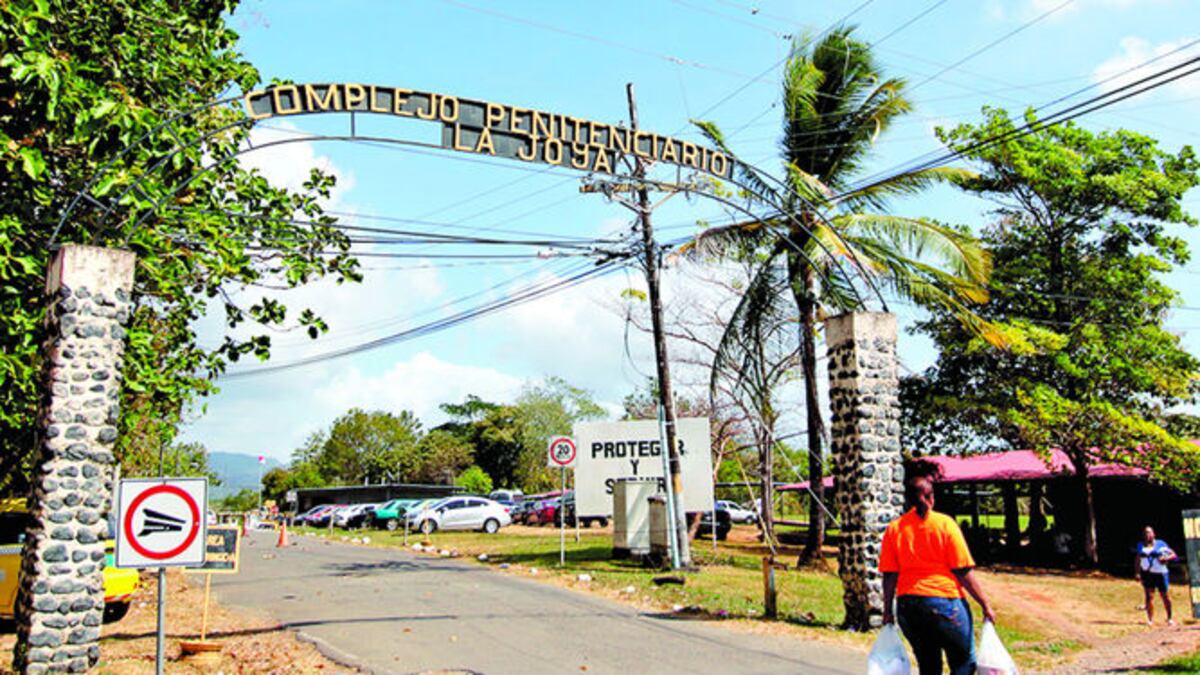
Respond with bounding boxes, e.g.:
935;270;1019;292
407;497;512;534
716;500;758;524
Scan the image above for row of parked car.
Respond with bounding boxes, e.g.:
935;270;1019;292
293;495;513;534
291;491;761;540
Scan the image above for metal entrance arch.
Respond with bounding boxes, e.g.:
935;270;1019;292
48;83;886;310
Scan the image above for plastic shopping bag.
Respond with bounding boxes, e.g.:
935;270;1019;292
867;624;911;675
977;620;1019;675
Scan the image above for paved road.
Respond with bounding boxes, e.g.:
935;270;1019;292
207;532;863;675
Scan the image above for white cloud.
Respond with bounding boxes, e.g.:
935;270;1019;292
313;351;524;423
1093;35;1200;98
240;121;357;207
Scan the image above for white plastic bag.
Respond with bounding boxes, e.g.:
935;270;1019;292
977;620;1019;675
867;624;912;675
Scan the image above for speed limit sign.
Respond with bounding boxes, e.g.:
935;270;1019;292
547;436;577;468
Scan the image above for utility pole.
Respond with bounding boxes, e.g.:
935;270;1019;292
626;83;691;569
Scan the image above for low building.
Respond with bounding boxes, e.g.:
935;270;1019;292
293;483;463;512
778;449;1198;570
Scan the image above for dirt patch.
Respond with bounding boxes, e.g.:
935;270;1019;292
979;569;1200;672
0;569;355;673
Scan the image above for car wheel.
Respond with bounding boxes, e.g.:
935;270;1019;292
103;601;131;623
420;519;437;535
483;518;500;534
385;518;399;531
597;517;609;528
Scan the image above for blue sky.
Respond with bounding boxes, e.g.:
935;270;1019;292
180;0;1200;461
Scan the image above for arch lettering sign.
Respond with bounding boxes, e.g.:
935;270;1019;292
243;83;735;179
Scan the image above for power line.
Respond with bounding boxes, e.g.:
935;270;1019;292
220;258;629;378
256;257;590;350
1039;35;1200;111
908;0;1076;93
842;54;1200;202
436;0;759;82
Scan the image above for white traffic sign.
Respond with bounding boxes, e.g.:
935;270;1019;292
547;436;577;468
574;418;713;517
115;478;208;568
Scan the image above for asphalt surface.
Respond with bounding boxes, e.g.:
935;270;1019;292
206;532;863;675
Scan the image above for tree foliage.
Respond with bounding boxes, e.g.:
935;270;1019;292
689;26;991;561
0;0;358;494
454;465;493;495
904;108;1200;562
314;408;423;484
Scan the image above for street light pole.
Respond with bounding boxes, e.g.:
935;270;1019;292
626;83;691;569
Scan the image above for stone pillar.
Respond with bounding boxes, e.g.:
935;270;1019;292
826;311;903;631
14;245;135;674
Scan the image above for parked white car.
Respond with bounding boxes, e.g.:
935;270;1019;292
488;488;524;503
717;500;758;524
332;503;374;528
408;497;512;534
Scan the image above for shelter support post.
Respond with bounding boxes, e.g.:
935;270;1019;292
826;312;903;631
1003;483;1020;555
14;246;136;674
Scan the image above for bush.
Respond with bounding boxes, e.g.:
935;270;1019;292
455;465;494;495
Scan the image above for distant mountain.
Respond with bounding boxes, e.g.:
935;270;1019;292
208;451;284;499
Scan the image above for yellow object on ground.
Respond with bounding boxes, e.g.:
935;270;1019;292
0;498;139;622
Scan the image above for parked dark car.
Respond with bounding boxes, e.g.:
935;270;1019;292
695;507;732;541
557;492;608;528
526;497;560;526
508;500;535;524
307;504;345;528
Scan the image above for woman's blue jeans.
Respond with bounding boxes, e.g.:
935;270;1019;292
896;595;975;675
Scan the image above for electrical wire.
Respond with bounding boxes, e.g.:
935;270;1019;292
221;258;630;379
841;54;1200;202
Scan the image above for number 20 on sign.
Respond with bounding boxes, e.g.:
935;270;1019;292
547;437;577;469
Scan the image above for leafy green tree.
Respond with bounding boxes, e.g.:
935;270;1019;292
438;380;606;491
216;488;259;513
317;408;423;484
692;27;990;561
261;462;326;503
437;399;523;488
0;0;358;494
454;465;493;495
905;108;1200;563
414;429;474;484
261;467;292;504
512;377;605;491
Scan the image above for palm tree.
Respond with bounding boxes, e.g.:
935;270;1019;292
692;26;997;560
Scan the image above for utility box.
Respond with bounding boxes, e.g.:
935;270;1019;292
612;478;658;559
648;495;670;566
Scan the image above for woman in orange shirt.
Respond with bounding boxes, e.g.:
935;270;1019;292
880;475;996;675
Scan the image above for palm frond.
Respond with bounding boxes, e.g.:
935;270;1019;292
838;166;976;212
692;119;781;203
832;213;992;289
680;217;782;259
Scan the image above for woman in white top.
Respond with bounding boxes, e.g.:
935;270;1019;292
1135;526;1177;626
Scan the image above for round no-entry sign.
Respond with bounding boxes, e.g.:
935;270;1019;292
115;478;208;568
547;436;577;468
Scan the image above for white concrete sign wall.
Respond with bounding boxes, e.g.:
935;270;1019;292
574;418;713;517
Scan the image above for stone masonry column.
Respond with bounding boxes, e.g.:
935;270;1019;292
14;246;135;674
825;311;903;631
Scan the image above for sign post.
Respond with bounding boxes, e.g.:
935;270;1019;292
1183;509;1200;619
548;437;577;567
115;477;208;674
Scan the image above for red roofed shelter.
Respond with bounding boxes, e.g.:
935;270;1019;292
779;449;1193;570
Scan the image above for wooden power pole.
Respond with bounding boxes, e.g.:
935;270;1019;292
626;83;691;568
